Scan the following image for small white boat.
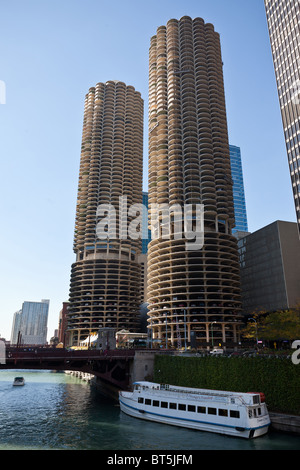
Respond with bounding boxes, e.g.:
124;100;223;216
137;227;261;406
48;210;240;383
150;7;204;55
119;381;271;439
13;377;25;386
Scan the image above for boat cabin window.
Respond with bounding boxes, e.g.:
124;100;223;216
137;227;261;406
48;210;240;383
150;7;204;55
160;384;169;390
137;396;242;421
253;395;260;404
197;406;206;414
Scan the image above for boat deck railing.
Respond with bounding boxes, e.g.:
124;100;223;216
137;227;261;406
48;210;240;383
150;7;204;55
136;385;249;406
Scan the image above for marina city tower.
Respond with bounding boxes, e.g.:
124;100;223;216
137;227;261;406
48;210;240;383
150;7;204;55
147;16;242;349
67;81;144;347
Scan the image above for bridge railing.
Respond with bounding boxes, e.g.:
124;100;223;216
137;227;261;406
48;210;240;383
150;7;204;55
5;347;136;360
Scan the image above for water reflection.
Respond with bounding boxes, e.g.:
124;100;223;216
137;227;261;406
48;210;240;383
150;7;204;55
0;371;299;450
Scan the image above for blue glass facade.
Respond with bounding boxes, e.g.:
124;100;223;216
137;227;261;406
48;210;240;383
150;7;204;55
230;145;248;233
19;299;49;345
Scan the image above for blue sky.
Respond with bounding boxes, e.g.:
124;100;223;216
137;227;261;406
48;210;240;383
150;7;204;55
0;0;296;340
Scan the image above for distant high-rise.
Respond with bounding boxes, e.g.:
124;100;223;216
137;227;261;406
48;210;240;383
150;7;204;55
264;0;300;234
67;81;144;346
58;301;69;345
12;300;49;345
238;221;300;313
10;310;22;345
147;16;242;349
230;145;248;233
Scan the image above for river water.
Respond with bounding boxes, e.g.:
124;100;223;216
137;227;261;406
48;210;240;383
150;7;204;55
0;370;299;451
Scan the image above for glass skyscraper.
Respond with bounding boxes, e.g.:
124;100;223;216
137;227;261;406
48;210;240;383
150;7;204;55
12;299;50;345
10;310;22;345
264;0;300;234
230;145;248;233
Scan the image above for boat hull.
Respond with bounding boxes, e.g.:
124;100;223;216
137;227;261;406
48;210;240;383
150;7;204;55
119;395;270;439
13;377;25;386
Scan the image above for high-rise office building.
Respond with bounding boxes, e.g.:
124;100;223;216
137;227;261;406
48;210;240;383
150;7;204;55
230;145;248;233
67;81;144;346
147;16;242;349
58;301;69;345
11;299;49;345
264;0;300;234
10;310;22;345
238;220;300;313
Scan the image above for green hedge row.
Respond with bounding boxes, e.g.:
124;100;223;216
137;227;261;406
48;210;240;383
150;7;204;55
153;355;300;415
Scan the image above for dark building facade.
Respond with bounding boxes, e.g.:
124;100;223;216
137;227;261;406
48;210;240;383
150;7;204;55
238;220;300;314
58;302;69;345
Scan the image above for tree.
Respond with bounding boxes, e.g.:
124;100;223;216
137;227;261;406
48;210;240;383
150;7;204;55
242;305;300;343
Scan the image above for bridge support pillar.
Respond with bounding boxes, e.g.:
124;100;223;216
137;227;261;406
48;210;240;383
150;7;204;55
92;377;121;401
129;351;155;387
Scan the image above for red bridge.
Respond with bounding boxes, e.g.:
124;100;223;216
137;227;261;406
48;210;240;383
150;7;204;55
1;347;136;390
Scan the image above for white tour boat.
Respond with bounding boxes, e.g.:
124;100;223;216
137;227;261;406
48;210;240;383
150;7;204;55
13;377;25;386
119;381;271;439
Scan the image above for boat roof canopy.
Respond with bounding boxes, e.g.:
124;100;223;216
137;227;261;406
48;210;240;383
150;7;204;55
132;381;264;401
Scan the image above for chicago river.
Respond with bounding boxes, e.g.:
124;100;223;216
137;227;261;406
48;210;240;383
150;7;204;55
0;370;299;450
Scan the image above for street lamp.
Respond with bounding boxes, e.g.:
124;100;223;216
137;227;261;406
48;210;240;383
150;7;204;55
210;321;217;349
248;318;258;345
184;309;187;352
148;317;153;349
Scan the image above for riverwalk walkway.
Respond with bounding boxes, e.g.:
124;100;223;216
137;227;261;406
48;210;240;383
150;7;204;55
269;412;300;435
